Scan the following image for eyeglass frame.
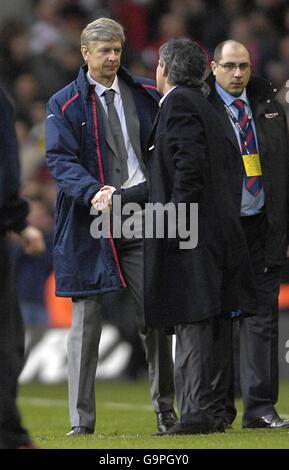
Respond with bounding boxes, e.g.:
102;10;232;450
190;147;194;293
216;62;251;72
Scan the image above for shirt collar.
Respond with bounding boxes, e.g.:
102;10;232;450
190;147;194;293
159;85;178;107
215;82;248;108
87;71;120;98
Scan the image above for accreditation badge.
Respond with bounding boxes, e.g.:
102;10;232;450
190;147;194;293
242;153;262;176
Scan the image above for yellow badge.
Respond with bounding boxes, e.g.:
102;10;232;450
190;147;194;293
242;153;262;176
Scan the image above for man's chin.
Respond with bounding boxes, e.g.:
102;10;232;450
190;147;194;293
229;85;244;96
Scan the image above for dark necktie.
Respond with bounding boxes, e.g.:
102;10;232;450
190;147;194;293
233;99;262;197
104;89;129;184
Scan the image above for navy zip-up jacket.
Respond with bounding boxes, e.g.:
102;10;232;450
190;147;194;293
45;64;159;297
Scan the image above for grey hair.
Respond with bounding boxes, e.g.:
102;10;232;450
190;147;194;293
159;37;207;87
81;18;125;49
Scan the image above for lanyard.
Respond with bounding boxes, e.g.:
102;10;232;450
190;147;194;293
224;104;253;154
224;104;252;136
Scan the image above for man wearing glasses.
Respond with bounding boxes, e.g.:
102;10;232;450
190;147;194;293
207;40;289;429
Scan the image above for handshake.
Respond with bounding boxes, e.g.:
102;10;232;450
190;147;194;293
91;185;116;211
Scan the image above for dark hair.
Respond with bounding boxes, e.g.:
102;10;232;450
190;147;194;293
159;37;207;87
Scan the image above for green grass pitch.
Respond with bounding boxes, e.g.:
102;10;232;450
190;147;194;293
18;379;289;449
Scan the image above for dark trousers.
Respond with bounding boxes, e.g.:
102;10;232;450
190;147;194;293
0;236;30;448
211;317;236;425
175;320;218;428
224;213;281;425
239;213;280;425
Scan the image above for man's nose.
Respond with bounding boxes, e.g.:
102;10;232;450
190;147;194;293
108;50;119;60
233;66;242;77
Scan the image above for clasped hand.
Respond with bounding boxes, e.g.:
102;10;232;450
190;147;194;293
91;185;116;211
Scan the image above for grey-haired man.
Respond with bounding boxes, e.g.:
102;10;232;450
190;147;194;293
46;18;176;436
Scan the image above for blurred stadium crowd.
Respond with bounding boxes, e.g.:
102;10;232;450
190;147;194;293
0;0;289;366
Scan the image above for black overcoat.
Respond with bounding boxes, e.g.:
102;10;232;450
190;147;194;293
207;74;289;268
143;85;255;328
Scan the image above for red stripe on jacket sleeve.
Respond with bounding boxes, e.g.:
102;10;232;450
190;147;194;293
61;92;80;113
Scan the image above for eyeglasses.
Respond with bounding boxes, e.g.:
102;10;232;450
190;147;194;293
217;62;251;72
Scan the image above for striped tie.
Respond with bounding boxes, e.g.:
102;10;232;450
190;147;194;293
233;99;262;197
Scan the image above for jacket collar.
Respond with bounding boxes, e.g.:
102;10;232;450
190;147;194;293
206;72;278;106
76;64;151;98
206;73;279;153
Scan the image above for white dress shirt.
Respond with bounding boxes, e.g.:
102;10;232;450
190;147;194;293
87;72;146;188
215;82;264;216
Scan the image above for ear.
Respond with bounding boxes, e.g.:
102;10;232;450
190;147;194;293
163;63;169;78
211;61;217;76
81;46;89;63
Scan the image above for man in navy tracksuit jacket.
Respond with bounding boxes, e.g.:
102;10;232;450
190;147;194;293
45;18;176;436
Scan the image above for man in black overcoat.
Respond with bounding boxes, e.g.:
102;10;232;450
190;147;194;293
206;40;289;429
142;38;255;434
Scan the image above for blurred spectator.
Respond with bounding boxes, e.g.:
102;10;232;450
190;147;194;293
0;21;33;93
248;8;279;76
13;73;41;125
12;198;53;328
128;55;154;80
265;60;288;90
279;35;289;71
0;1;34;28
282;5;289;35
229;16;262;73
1;0;288;140
29;0;62;55
58;2;90;43
111;0;149;51
77;0;111;19
142;12;188;69
171;0;207;43
15;119;43;183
